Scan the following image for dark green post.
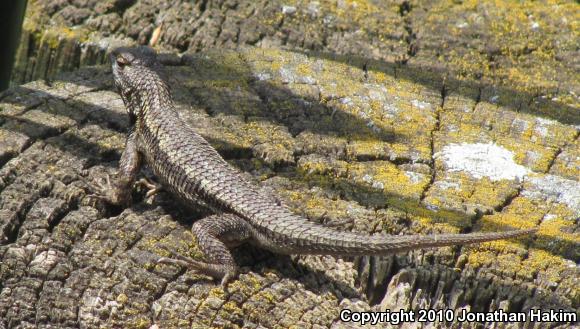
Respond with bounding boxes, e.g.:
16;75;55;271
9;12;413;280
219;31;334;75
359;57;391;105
0;0;28;91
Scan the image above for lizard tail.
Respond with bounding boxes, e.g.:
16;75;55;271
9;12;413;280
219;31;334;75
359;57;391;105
251;216;538;256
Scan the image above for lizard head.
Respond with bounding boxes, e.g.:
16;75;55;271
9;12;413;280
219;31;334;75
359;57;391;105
110;47;169;118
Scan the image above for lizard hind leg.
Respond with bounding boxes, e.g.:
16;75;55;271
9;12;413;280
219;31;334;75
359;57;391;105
158;213;253;287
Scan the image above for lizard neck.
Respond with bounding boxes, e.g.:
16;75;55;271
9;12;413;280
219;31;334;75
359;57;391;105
133;77;177;130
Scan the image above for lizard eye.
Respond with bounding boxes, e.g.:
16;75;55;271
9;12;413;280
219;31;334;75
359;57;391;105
116;55;130;68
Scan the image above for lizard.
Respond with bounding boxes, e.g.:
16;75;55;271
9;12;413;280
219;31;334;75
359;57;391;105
92;47;537;286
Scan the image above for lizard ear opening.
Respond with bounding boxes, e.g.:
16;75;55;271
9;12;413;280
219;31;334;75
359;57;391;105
116;55;130;68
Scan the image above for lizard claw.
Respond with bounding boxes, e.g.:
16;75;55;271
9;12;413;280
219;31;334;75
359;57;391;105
157;246;197;268
137;178;162;201
157;253;210;276
86;175;112;202
157;256;191;268
220;273;235;289
157;248;236;289
86;174;130;206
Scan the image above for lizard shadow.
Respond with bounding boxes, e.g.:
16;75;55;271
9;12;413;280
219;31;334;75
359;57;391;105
170;51;407;147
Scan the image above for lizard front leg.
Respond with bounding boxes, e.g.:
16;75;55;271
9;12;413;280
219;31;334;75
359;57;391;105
91;131;141;206
158;213;253;287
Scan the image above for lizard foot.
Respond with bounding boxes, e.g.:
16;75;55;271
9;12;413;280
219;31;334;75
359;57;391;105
86;174;113;203
87;174;131;206
137;177;162;202
157;249;237;288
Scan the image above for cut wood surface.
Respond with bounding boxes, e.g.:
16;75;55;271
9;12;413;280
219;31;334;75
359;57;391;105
1;0;578;328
